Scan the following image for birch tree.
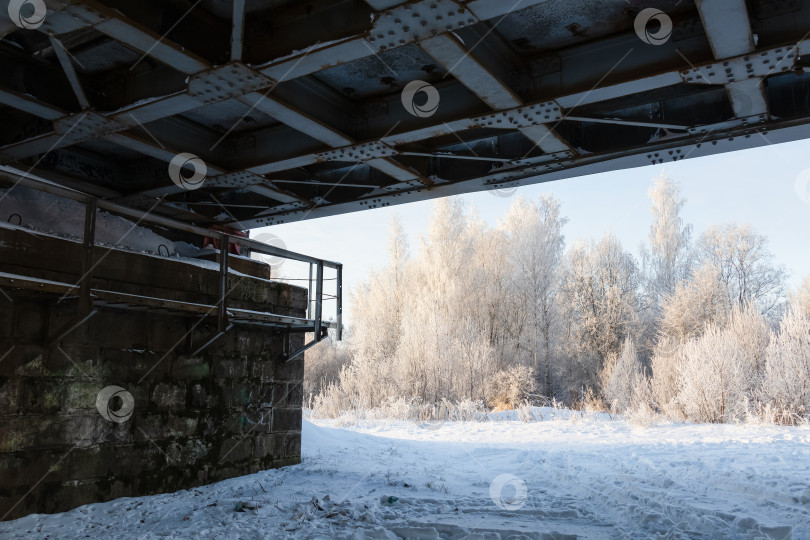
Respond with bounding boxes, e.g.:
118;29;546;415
642;174;693;310
560;233;641;395
697;223;787;317
501;195;567;396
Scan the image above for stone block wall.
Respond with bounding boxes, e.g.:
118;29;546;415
0;228;307;521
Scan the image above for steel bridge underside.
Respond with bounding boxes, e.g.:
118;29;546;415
1;0;809;229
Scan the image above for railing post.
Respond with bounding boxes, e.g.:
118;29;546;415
79;198;96;314
336;263;343;341
218;233;229;332
315;260;323;340
307;262;313;319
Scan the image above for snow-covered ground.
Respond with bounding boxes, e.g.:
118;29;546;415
2;408;808;539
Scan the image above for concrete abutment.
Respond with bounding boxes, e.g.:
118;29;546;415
0;226;306;520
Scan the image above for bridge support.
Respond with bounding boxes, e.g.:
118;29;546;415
0;175;342;521
0;226;308;520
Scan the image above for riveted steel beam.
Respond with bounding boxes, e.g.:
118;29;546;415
420;34;522;110
4;0;809;230
0;39;797;189
0;88;65;121
680;46;798;85
38;1;210;75
48;36;90;110
97;131;316;208
695;0;770;119
237;92;432;187
231;0;246;62
0;0;681;167
419;33;574;154
148;40;799;189
696;0;755;59
238;92;353;148
233;115;810;228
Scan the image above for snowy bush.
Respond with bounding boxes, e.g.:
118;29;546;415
676;326;740;422
758;308;810;424
577;387;608;413
485;365;537;410
725;303;771;395
650;338;686;417
303;334;351;397
603;338;639;412
626;400;657;427
674;304;770;423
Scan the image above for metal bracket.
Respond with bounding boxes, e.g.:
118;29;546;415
284;325;329;363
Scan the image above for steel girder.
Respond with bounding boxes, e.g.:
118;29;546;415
0;0;808;228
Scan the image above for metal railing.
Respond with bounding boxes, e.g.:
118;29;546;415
0;168;342;359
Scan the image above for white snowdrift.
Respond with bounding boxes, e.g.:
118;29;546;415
1;408;807;539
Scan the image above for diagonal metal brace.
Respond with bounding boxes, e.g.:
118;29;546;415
284;325;328;363
187;322;234;357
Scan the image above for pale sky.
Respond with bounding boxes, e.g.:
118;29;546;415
258;139;810;323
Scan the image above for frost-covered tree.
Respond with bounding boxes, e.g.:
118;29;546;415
641;174;693;310
560;233;641;395
792;274;810;317
466;221;514;371
310;192;798;425
339;215;411;408
303;331;352;398
501;195;567;396
659;262;727;343
653;261;769;418
697;223;787;317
